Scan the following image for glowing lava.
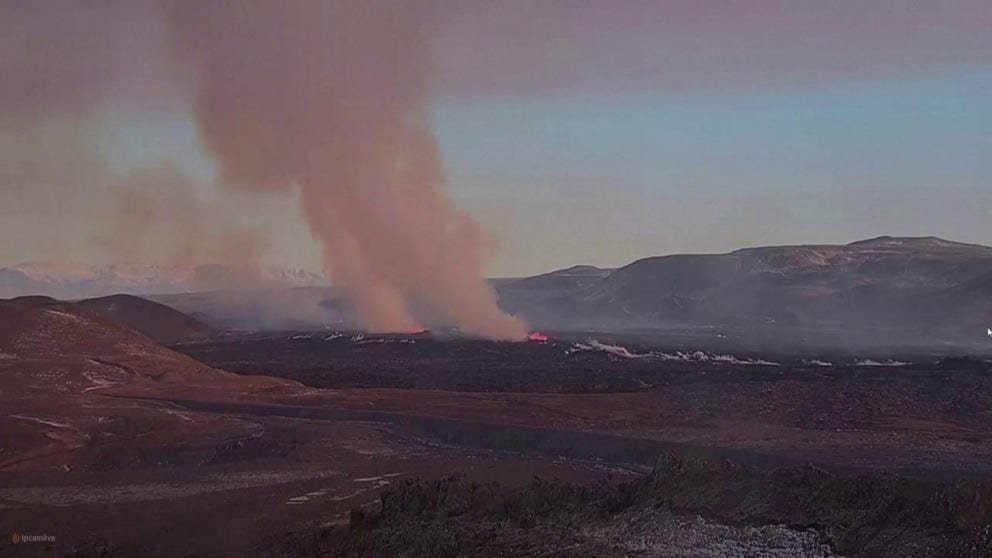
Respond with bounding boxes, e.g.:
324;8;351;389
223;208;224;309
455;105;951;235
527;331;549;342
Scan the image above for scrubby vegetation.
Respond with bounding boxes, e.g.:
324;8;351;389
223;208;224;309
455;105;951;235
253;454;992;557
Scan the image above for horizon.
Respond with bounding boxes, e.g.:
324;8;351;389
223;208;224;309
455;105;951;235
3;233;987;283
2;2;991;280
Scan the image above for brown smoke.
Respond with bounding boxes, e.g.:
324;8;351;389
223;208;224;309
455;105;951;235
162;1;525;339
97;162;270;290
0;2;121;263
1;1;271;285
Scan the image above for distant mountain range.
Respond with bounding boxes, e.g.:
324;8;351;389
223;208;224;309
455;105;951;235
6;237;992;347
499;236;992;345
0;262;328;299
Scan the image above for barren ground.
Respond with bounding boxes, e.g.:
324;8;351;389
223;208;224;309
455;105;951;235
4;316;992;556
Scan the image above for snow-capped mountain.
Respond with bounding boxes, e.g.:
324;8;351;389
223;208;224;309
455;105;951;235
0;261;328;299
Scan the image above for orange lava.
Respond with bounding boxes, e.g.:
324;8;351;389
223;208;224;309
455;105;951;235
527;331;549;342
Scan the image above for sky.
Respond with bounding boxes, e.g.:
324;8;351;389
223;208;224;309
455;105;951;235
2;1;991;277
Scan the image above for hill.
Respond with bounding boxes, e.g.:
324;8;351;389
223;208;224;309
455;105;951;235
499;236;992;346
76;294;213;344
0;296;297;471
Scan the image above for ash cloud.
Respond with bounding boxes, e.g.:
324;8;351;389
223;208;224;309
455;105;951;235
1;1;524;338
97;163;270;291
0;2;120;263
0;1;271;289
161;1;526;339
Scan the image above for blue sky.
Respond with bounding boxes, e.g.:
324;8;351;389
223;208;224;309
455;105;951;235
434;70;992;273
88;69;992;276
5;1;991;277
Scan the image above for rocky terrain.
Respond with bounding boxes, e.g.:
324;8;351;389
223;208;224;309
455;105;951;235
174;331;992;476
263;455;992;557
0;296;297;473
3;288;992;556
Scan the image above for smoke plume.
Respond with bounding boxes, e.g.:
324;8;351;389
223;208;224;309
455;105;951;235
162;1;525;339
0;1;271;287
98;162;270;290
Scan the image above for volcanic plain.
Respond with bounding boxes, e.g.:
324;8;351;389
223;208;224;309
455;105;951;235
3;296;992;556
